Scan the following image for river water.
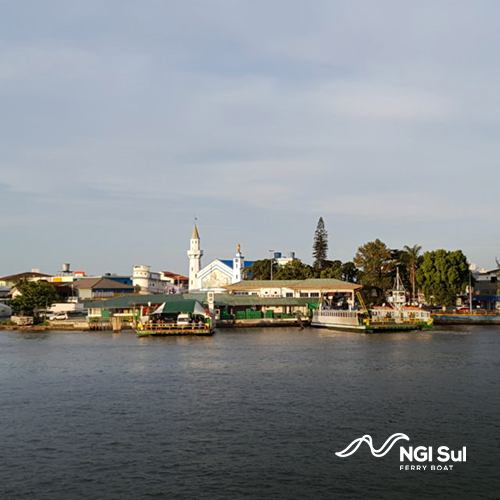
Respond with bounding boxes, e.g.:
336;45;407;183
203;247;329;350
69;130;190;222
1;326;499;500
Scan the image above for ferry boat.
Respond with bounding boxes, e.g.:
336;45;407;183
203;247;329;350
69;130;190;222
136;320;214;337
135;302;215;337
311;270;433;333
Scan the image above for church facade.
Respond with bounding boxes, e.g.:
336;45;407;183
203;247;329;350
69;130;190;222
187;224;254;292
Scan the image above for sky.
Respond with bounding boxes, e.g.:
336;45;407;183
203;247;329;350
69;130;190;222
1;0;500;277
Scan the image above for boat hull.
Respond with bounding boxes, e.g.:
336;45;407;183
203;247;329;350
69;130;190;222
136;322;215;337
311;320;432;333
312;309;433;333
432;314;500;325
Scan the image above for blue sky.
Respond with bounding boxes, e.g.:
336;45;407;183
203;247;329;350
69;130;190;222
1;0;499;277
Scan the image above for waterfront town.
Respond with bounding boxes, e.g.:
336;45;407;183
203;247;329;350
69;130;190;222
1;221;499;332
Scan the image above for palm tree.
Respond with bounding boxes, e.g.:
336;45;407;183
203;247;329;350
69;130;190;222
403;245;422;302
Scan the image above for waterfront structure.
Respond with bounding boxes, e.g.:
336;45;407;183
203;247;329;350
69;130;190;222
471;267;499;311
187;224;254;292
224;278;360;303
220;278;361;322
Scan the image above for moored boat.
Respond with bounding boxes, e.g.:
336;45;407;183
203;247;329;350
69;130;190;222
136;321;214;336
431;311;500;325
135;299;215;336
312;269;433;333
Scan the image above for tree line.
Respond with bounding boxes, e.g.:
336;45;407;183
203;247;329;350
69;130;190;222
245;217;471;306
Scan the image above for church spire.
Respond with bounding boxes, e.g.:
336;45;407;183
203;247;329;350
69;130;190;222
188;223;203;291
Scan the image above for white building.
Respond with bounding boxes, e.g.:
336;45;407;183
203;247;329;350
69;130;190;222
132;265;187;295
187;224;254;292
273;251;297;267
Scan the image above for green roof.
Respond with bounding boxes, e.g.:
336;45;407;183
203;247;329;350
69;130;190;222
155;299;202;314
213;295;317;307
84;292;319;310
84;293;199;309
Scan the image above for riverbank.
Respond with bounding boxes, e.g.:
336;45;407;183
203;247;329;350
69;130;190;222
0;324;52;331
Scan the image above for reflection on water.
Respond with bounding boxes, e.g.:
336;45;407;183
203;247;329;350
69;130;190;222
0;326;499;500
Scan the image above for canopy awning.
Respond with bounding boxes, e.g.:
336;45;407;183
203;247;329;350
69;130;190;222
151;299;207;316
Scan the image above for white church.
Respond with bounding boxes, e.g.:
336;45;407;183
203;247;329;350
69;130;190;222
187;224;254;292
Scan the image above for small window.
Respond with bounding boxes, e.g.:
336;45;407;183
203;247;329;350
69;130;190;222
300;292;309;298
286;292;293;298
310;292;319;297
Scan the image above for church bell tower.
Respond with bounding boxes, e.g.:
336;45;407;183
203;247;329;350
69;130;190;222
187;224;203;291
232;243;245;284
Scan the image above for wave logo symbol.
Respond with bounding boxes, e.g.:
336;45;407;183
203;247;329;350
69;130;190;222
336;433;410;458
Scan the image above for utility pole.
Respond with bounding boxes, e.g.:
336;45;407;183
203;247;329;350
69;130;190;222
269;250;275;280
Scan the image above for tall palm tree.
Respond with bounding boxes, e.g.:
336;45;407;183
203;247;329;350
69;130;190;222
403;244;423;302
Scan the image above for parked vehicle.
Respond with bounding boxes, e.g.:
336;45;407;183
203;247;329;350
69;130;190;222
176;313;192;326
49;312;68;321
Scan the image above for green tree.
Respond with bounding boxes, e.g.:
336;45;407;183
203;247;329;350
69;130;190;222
416;249;470;306
354;239;394;291
10;279;60;317
320;260;360;282
340;261;359;283
320;260;342;279
244;259;278;280
312;217;328;273
274;260;313;280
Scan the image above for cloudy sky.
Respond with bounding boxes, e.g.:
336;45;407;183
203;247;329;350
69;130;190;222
1;0;499;277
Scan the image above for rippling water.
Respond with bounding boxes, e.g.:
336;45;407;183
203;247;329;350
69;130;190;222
1;326;499;499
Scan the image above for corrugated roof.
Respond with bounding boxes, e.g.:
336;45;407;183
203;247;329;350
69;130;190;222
155;299;202;314
224;278;360;290
85;293;199;309
73;277;135;290
85;292;317;309
213;295;316;307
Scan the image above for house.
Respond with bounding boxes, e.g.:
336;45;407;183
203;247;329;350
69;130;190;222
132;265;187;294
72;277;136;300
161;271;189;290
219;278;362;319
0;270;53;288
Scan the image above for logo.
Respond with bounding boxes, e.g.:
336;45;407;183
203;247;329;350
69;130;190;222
336;433;466;471
336;433;410;458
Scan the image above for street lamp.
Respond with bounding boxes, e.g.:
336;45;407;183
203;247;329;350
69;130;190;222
269;250;275;280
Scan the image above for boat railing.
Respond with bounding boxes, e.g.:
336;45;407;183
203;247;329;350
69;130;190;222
141;322;210;332
368;316;431;324
316;310;360;318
